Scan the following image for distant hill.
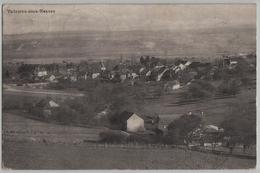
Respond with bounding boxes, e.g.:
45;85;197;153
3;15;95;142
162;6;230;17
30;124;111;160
3;26;256;64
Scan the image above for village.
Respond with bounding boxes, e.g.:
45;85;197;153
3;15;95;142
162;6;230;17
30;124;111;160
3;53;255;86
2;52;256;158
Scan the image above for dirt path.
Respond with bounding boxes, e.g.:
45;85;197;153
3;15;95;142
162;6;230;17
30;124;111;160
3;84;84;97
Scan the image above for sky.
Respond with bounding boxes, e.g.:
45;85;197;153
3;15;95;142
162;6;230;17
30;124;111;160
3;4;256;35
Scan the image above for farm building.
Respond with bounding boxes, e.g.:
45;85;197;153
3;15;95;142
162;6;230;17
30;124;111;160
111;111;145;133
127;114;145;132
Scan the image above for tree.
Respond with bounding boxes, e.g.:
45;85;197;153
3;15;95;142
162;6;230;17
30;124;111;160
220;102;256;146
217;79;240;96
166;114;203;144
140;56;145;65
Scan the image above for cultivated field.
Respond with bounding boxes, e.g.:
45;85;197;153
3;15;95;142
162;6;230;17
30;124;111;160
3;141;256;169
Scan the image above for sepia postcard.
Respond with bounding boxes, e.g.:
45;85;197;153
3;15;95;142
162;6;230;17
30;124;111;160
1;3;257;170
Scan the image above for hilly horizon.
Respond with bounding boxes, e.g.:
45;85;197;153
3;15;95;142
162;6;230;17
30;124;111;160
3;26;256;64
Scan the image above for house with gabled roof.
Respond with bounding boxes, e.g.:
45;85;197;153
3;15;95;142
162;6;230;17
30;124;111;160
111;111;145;133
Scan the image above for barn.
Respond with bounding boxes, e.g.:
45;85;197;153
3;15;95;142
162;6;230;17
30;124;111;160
112;111;145;133
127;113;145;132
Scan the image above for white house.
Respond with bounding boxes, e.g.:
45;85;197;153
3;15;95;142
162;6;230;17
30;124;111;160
38;71;48;77
126;113;145;132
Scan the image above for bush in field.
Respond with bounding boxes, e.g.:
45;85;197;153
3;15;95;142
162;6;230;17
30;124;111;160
166;114;203;144
217;79;240;96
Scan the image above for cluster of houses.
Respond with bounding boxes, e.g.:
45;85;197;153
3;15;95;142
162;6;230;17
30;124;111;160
5;52;256;90
4;54;244;91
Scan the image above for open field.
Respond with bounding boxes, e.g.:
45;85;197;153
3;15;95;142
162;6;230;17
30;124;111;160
2;112;104;144
143;88;256;125
3;140;256;169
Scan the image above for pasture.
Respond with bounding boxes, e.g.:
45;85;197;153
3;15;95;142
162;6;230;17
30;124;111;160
3;140;256;169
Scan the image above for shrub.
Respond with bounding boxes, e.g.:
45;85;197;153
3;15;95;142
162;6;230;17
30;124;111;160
167;114;203;144
217;79;240;96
